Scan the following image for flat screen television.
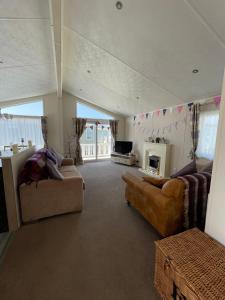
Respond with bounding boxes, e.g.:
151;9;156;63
114;141;133;154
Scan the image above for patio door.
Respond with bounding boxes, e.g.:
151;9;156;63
80;122;112;161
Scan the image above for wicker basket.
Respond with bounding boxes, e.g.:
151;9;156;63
154;228;225;300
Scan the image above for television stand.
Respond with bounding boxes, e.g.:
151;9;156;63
111;152;136;166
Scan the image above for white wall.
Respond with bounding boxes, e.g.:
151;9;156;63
205;70;225;246
125;108;192;173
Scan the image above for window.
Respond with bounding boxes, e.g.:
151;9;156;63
1;100;43;116
76;102;114;120
196;110;219;160
0;101;44;150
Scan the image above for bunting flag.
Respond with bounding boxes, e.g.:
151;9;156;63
188;102;193;111
155;109;161;117
132;97;220;124
176;105;184;113
214;96;221;108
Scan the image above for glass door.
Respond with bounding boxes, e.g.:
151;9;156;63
97;124;112;159
80;122;96;161
80;122;112;161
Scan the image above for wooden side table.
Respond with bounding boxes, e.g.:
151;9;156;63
154;228;225;300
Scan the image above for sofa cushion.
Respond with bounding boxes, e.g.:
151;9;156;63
171;160;197;178
50;148;64;168
60;166;81;177
201;161;213;173
46;159;64;180
18;152;48;184
37;148;57;164
196;157;211;172
143;176;169;187
162;179;185;199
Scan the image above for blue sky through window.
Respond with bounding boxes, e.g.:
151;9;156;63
77;102;113;119
1;101;43;116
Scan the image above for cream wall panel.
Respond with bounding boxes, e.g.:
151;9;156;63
125;109;192;173
205;69;225;245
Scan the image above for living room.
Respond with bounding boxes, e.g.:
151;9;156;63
1;1;225;299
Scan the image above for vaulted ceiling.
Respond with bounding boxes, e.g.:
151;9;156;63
1;0;225;116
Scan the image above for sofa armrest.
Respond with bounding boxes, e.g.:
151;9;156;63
143;176;169;187
61;158;74;166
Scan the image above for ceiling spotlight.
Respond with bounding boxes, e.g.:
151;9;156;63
0;60;4;64
80;89;83;91
136;96;140;100
87;70;91;73
192;69;199;74
116;1;123;10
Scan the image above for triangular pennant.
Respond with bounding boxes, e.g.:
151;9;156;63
163;109;167;116
176;105;184;113
188;102;193;111
155;110;161;117
145;113;149;119
214;96;221;108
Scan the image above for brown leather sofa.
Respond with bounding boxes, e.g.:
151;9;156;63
122;173;185;237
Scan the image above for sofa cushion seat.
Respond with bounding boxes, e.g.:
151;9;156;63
60;165;80;173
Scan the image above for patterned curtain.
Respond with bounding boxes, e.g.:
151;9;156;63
72;118;87;165
41;116;48;148
190;103;200;160
109;120;119;148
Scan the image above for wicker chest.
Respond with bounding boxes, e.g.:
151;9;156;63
154;228;225;300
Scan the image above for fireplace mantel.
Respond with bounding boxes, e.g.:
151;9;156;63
139;142;172;178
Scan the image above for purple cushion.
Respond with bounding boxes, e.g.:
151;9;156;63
171;160;197;178
50;148;64;167
37;148;57;164
46;159;64;180
18;152;48;185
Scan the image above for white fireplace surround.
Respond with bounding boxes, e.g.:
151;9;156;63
140;142;172;178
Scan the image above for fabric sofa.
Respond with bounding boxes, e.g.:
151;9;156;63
19;158;84;223
122;173;185;237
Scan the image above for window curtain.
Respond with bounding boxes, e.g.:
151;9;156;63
109;120;119;148
0;115;44;150
72;118;87;165
41;116;48;148
190;103;200;160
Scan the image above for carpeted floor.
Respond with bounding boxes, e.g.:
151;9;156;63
0;160;161;300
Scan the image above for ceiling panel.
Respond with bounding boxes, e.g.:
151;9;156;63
64;0;225;110
0;1;57;102
0;20;54;68
0;0;49;19
187;0;225;45
63;27;180;115
63;67;136;116
0;64;56;102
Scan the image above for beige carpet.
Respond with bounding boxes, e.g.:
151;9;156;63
0;161;161;300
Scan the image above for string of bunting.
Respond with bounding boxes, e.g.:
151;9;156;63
132;96;221;135
133;95;221;122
